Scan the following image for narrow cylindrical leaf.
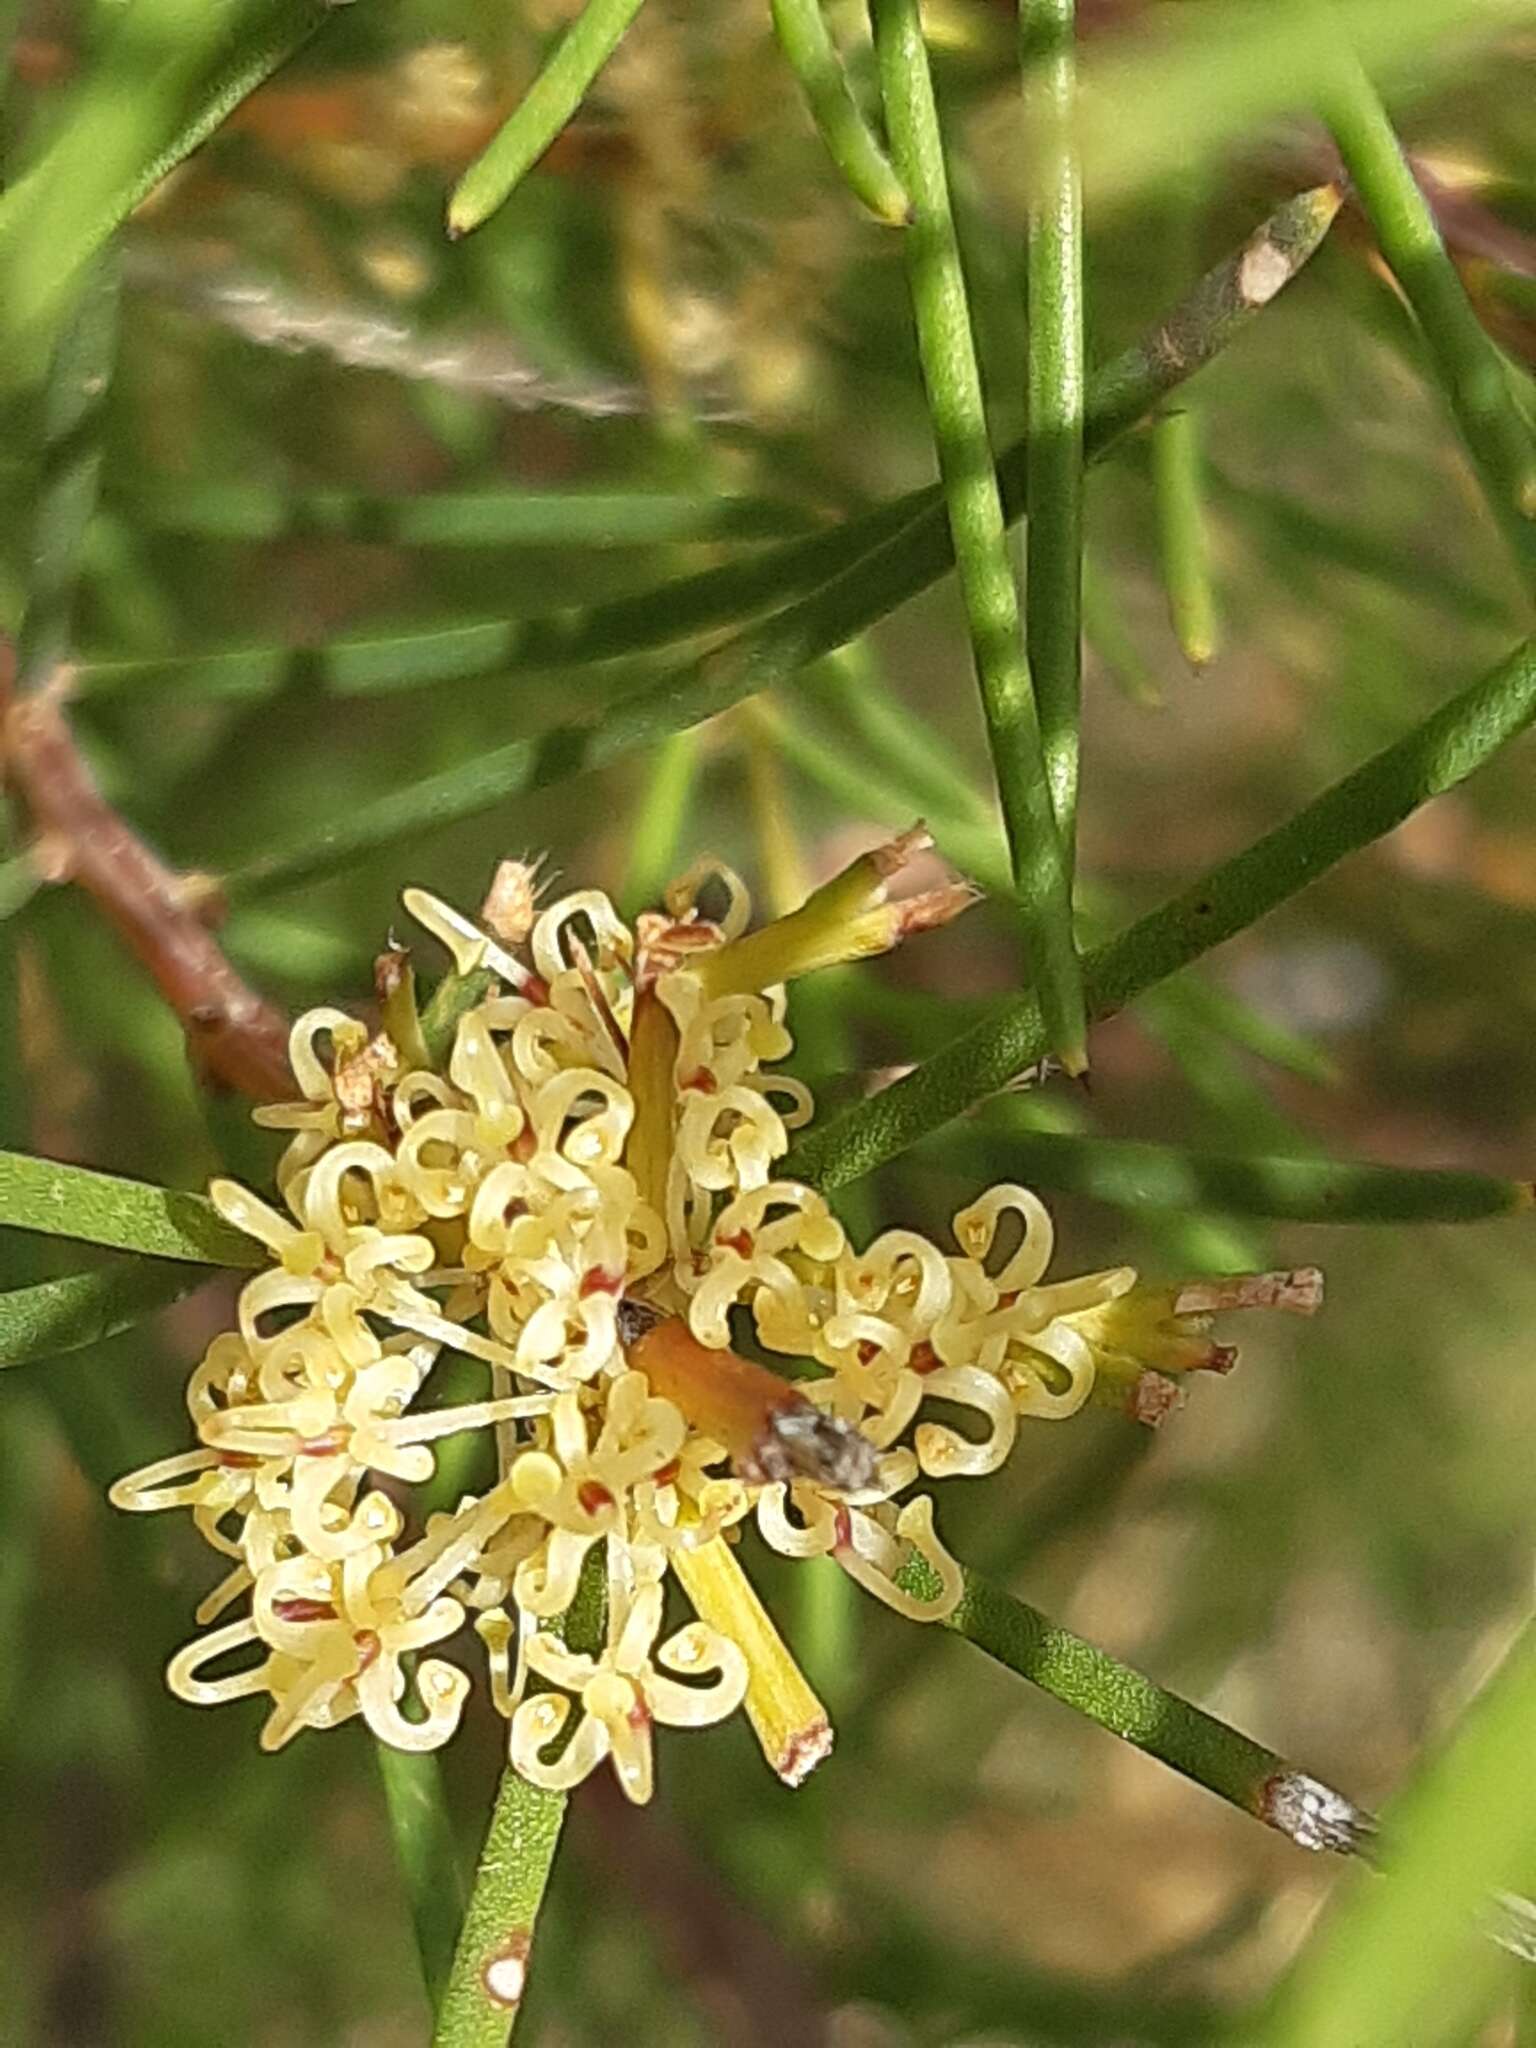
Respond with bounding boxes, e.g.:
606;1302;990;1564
1021;0;1086;852
16;252;120;694
771;0;910;224
86;188;1339;728
960;1126;1532;1224
0;1150;258;1267
897;1558;1372;1856
1319;26;1536;575
1150;407;1218;668
0;0;332;378
377;1747;465;2013
112;483;813;549
218;190;1342;903
786;633;1536;1191
1080;552;1162;706
621;728;702;917
0;1259;211;1368
871;0;1086;1073
447;0;648;239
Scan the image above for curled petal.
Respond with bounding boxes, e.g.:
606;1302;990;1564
467;1160;536;1253
835;1497;963;1622
449;1010;525;1144
612;1580;665;1673
647;1622;750;1728
755;1483;838;1559
531;1069;633;1168
748;1073;814;1129
676;1088;785;1194
510;1690;611;1791
914;1366;1018;1479
108;1446;219;1513
236;1268;324;1360
664;857;752;941
951;1184;1055;1294
342;1230;435;1289
845;1446;919;1507
358;1653;470;1752
475;1609;520;1718
289;1462;400;1562
686;1253;752;1349
522;1631;599;1695
284;1007;362;1103
1010;1321;1097;1418
166;1617;268;1706
510;1005;603;1088
860;1369;924;1451
530;889;633;987
199;1387;332;1459
301;1140;411;1245
604;1696;655;1804
194;1563;254;1627
391;1070;459;1130
395;1108;483;1218
209;1178;317;1267
254;1555;341;1652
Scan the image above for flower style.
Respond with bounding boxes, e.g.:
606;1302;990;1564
111;833;1317;1801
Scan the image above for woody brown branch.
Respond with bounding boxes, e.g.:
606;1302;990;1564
1;662;293;1101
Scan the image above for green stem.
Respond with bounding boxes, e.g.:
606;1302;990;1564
872;0;1085;1069
377;1746;466;2015
1080;550;1162;705
951;1124;1533;1225
79;492;929;703
1319;25;1536;582
106;481;815;549
432;1556;606;2046
431;1772;565;2047
15;249;120;692
898;1558;1372;1856
86;187;1338;719
447;0;648;238
772;0;910;224
218;188;1341;903
785;632;1536;1190
0;1258;210;1367
1021;0;1085;854
0;1149;259;1266
0;0;331;379
1150;407;1218;667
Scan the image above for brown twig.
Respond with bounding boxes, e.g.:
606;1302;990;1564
1;662;293;1100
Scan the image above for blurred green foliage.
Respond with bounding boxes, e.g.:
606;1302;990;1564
3;1;1536;2044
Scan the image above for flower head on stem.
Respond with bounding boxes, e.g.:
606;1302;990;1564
112;832;1320;1801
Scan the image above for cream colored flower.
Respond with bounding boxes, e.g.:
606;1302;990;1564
112;842;1301;1797
510;1580;747;1803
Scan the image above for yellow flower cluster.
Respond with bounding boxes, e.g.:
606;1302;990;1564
110;846;1243;1801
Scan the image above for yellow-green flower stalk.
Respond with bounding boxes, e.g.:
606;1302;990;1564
111;837;1314;1803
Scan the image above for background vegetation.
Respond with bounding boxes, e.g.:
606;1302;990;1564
2;1;1536;2043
